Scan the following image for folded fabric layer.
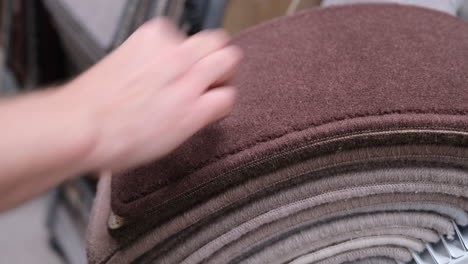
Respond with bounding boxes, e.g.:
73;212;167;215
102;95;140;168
288;235;423;264
89;159;468;263
344;256;398;264
234;215;436;263
314;247;410;264
87;3;468;264
160;166;468;264
201;203;452;264
88;147;468;263
111;142;468;238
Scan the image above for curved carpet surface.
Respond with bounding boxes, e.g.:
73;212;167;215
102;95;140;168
87;3;468;264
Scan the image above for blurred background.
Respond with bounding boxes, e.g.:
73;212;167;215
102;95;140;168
0;1;322;263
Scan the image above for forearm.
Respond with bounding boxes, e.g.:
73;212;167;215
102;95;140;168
0;86;97;211
0;18;241;212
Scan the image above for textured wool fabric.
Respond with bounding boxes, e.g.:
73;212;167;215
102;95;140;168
113;143;468;240
225;212;449;264
344;256;397;264
212;231;430;263
136;166;468;264
91;144;468;264
350;203;468;226
202;201;457;264
178;214;439;264
240;224;435;263
288;236;422;264
174;194;468;263
90;165;468;263
88;150;468;264
111;3;468;222
235;233;426;264
158;166;468;264
88;159;468;264
189;204;463;264
317;247;409;264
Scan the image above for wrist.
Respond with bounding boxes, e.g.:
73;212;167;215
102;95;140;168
50;84;100;176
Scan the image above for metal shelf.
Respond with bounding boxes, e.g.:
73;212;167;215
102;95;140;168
407;222;468;264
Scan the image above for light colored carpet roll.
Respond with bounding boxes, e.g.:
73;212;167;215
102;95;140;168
203;199;455;264
344;257;397;264
88;164;468;264
227;212;449;264
159;167;468;264
318;247;407;264
252;235;422;264
88;143;468;264
185;200;462;264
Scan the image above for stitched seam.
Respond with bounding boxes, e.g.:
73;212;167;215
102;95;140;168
120;110;468;203
131;110;468;193
168;154;468;216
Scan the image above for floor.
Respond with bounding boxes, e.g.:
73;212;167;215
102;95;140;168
0;195;63;264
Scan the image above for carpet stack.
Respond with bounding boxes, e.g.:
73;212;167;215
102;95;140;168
87;4;468;264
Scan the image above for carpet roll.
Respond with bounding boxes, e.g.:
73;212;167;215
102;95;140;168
112;2;468;221
87;3;468;264
89;160;468;264
308;247;411;264
286;235;423;264
228;214;439;264
346;257;398;264
162;167;468;264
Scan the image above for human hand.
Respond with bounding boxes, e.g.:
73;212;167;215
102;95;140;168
63;18;242;172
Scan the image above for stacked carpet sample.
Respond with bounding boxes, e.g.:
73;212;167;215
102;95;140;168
87;4;468;264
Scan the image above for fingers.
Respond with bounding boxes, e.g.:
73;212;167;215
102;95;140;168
111;18;186;68
209;48;243;87
129;21;237;90
174;46;243;95
178;30;231;64
155;30;232;86
181;86;237;134
131;17;185;50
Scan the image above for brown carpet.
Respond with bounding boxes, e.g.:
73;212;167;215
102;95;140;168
87;4;468;264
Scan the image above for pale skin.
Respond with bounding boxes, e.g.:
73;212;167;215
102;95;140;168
0;18;242;212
